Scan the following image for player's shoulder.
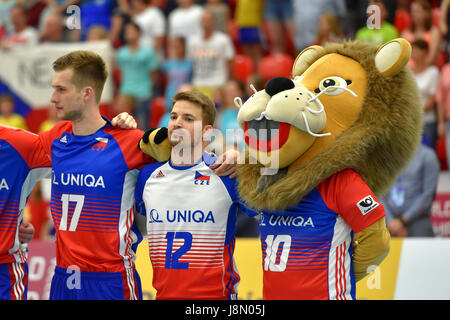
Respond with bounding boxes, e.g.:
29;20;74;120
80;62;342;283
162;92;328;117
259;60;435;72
39;121;72;140
105;126;144;140
139;161;167;179
49;121;72;133
105;127;145;151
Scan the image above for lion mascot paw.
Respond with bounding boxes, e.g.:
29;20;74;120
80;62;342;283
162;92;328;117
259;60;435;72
138;127;171;162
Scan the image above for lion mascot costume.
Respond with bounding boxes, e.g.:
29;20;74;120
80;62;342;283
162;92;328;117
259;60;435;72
234;38;422;300
140;38;422;300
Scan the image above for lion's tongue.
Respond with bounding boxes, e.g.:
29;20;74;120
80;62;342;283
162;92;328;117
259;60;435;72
244;121;290;152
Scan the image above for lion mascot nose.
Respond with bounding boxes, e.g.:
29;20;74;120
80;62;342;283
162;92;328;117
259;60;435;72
265;77;295;97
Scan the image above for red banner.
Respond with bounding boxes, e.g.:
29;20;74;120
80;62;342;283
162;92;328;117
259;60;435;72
431;193;450;237
27;240;56;300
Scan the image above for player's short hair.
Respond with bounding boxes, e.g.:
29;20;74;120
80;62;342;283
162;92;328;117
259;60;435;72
52;50;108;104
172;91;216;126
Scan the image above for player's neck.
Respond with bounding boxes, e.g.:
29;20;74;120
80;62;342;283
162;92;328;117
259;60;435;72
171;145;205;167
71;109;106;136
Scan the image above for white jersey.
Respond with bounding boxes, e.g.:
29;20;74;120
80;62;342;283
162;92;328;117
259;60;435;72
135;153;251;299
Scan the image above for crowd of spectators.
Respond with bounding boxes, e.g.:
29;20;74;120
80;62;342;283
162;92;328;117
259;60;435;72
1;0;450;238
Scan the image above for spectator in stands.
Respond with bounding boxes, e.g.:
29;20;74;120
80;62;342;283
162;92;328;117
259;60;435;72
205;0;230;34
355;0;399;46
0;4;38;50
112;94;136;119
38;1;80;39
263;0;294;54
235;0;264;70
440;0;450;54
38;10;70;42
313;12;344;46
115;21;158;130
380;137;439;237
130;0;165;61
187;9;234;99
158;83;194;127
215;79;259;238
0;93;27;129
292;0;346;52
437;58;450;169
401;0;441;67
245;72;264;98
0;0;18;37
162;36;192;111
216;78;245;152
168;0;203;39
411;39;440;149
71;0;116;42
86;24;108;41
39;104;59;132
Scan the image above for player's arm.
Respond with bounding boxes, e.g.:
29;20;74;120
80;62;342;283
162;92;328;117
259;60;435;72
134;169;149;236
0;125;51;168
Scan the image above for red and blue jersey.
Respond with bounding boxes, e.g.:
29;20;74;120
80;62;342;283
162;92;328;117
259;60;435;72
259;169;385;300
38;119;153;280
0;127;51;264
135;153;250;300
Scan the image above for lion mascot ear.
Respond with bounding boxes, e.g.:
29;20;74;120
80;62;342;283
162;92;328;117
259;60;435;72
374;38;411;77
139;127;172;162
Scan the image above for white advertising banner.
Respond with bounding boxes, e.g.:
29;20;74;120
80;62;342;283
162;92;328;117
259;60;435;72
0;40;114;109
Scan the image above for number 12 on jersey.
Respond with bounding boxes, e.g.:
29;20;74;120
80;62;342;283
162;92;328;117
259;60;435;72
165;232;193;269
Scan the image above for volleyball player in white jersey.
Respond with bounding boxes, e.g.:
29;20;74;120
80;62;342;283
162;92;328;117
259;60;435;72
135;91;253;300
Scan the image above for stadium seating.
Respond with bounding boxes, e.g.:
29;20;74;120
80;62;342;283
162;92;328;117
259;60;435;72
258;53;294;83
233;54;254;83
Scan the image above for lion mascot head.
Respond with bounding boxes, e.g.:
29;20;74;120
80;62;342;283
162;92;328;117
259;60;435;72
236;38;422;211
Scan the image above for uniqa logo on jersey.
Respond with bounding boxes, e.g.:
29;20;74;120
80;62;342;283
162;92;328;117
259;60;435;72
260;214;315;228
0;178;9;190
52;171;106;188
148;209;216;224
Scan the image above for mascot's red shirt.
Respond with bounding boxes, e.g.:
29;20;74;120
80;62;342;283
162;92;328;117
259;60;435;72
259;169;385;300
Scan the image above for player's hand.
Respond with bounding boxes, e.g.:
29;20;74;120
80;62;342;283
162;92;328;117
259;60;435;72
19;222;34;244
111;112;137;129
210;148;239;178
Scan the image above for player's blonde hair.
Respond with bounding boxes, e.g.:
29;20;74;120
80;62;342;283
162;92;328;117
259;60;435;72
52;50;108;104
172;91;216;126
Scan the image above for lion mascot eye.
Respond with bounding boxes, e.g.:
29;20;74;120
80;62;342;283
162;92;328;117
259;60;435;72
317;76;349;95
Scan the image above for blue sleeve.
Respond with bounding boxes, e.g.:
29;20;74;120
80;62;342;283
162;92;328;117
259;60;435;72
135;169;147;217
219;175;259;217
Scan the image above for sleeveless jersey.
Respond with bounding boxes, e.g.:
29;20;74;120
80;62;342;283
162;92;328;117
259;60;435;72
135;153;248;300
259;169;385;300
